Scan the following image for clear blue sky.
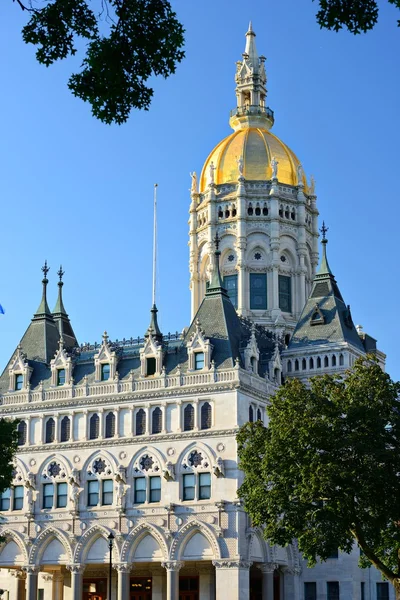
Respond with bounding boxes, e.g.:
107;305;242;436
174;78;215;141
0;0;399;378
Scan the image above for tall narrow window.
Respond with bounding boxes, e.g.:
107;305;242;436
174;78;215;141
249;406;254;423
13;486;24;510
361;583;365;600
194;352;205;370
287;360;292;372
60;416;70;442
102;480;113;505
377;583;389;600
327;582;340;600
136;409;146;436
279;275;292;312
317;357;321;368
56;482;68;508
17;421;27;446
302;358;307;370
89;414;100;440
295;359;299;371
250;273;267;310
45;418;55;444
183;474;195;501
149;477;161;503
324;356;329;368
0;489;10;511
200;402;211;430
134;478;146;504
146;357;156;376
223;274;238;309
87;480;99;507
101;363;110;381
339;353;344;366
43;483;54;509
309;357;314;369
257;408;262;421
57;369;66;386
332;355;337;366
152;408;162;434
15;374;23;391
184;404;194;431
304;583;317;600
105;412;115;438
199;473;211;500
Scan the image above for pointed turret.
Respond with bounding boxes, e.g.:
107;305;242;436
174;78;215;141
145;304;163;343
244;22;259;73
206;232;228;297
33;260;52;318
52;266;78;349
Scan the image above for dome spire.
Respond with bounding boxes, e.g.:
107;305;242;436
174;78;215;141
230;24;274;132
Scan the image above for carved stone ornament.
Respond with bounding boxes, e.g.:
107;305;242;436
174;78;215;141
257;562;279;574
66;564;85;574
113;563;132;573
212;560;253;569
161;561;184;572
22;566;40;575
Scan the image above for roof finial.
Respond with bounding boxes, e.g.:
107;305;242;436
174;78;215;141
317;221;333;276
214;231;221;252
247;21;254;34
42;260;50;281
34;260;52;317
152;184;158;308
57;265;64;282
320;221;329;242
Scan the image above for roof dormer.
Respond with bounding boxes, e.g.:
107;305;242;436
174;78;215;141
187;319;213;371
94;331;118;382
8;345;33;392
50;337;73;386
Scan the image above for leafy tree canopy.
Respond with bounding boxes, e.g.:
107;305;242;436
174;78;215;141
12;0;399;125
0;419;19;495
237;358;400;594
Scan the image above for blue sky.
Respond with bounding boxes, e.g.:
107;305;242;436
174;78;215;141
0;0;399;378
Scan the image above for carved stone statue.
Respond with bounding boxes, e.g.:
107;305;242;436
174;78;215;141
70;468;80;486
25;473;36;510
213;457;225;478
236;156;244;177
297;163;304;184
115;479;127;508
163;462;175;481
270;156;279;179
209;161;216;185
70;480;82;510
190;171;198;194
309;175;316;195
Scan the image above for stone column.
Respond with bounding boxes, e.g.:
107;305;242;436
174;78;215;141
11;569;27;600
66;564;85;600
52;573;64;600
199;566;214;600
23;566;40;600
257;563;278;600
151;567;164;600
99;409;104;439
115;564;131;600
213;560;252;600
282;566;301;600
161;561;184;600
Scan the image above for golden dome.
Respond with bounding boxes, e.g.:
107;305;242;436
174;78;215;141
199;127;306;192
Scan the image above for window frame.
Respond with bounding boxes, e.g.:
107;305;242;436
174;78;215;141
12;485;24;511
101;479;113;506
278;274;292;313
15;374;23;391
43;483;54;510
327;581;340;600
249;273;267;310
304;583;317;600
194;352;205;371
146;357;156;377
17;421;27;446
57;368;66;386
87;480;100;507
149;476;161;503
134;477;146;504
56;482;68;508
101;363;110;381
223;274;238;309
0;489;11;511
182;472;211;502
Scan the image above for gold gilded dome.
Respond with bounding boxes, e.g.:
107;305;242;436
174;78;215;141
199;127;305;192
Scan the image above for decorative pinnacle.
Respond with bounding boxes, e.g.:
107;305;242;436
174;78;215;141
214;231;221;252
102;331;109;344
57;265;64;282
41;260;50;281
320;221;329;241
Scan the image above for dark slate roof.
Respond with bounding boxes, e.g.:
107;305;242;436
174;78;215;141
287;238;365;353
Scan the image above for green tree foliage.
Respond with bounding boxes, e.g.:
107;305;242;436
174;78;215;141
15;0;185;124
315;0;400;33
237;358;400;596
0;419;19;496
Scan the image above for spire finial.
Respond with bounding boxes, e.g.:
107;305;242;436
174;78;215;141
247;21;254;34
317;221;333;276
57;265;64;282
42;260;50;281
320;221;329;242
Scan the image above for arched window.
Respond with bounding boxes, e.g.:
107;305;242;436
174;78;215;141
309;357;314;370
184;404;194;431
89;414;99;440
257;408;262;421
255;206;261;216
332;355;337;367
218;208;223;218
201;402;211;430
317;357;321;368
60;416;70;442
248;205;253;216
287;360;292;373
302;358;307;370
263;206;268;216
17;421;27;446
324;356;329;368
249;406;254;423
232;207;237;217
225;209;230;218
152;407;162;434
279;205;283;217
295;359;299;371
45;418;55;444
105;412;115;438
136;409;146;436
339;353;344;366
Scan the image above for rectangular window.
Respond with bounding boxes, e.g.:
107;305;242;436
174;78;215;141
279;275;292;312
183;474;195;501
13;485;24;510
102;479;113;506
15;374;23;391
149;477;161;503
101;363;110;381
146;357;156;376
57;369;66;386
250;273;267;310
194;352;205;370
43;483;54;509
377;583;389;600
134;477;146;504
361;582;365;600
224;274;238;309
56;482;68;508
0;489;10;511
304;583;317;600
199;472;211;500
87;480;99;507
327;581;340;600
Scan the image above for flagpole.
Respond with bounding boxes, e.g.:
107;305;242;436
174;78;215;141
152;184;158;307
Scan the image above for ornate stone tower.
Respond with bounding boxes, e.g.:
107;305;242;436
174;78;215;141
189;24;319;335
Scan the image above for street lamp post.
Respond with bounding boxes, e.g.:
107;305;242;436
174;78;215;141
108;532;114;600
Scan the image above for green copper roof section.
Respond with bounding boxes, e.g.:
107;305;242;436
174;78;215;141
33;260;52;319
52;266;79;349
52;266;67;315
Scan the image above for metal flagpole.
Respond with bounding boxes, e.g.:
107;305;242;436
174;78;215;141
152;183;158;307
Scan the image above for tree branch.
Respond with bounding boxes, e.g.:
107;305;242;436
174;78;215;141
351;523;397;582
